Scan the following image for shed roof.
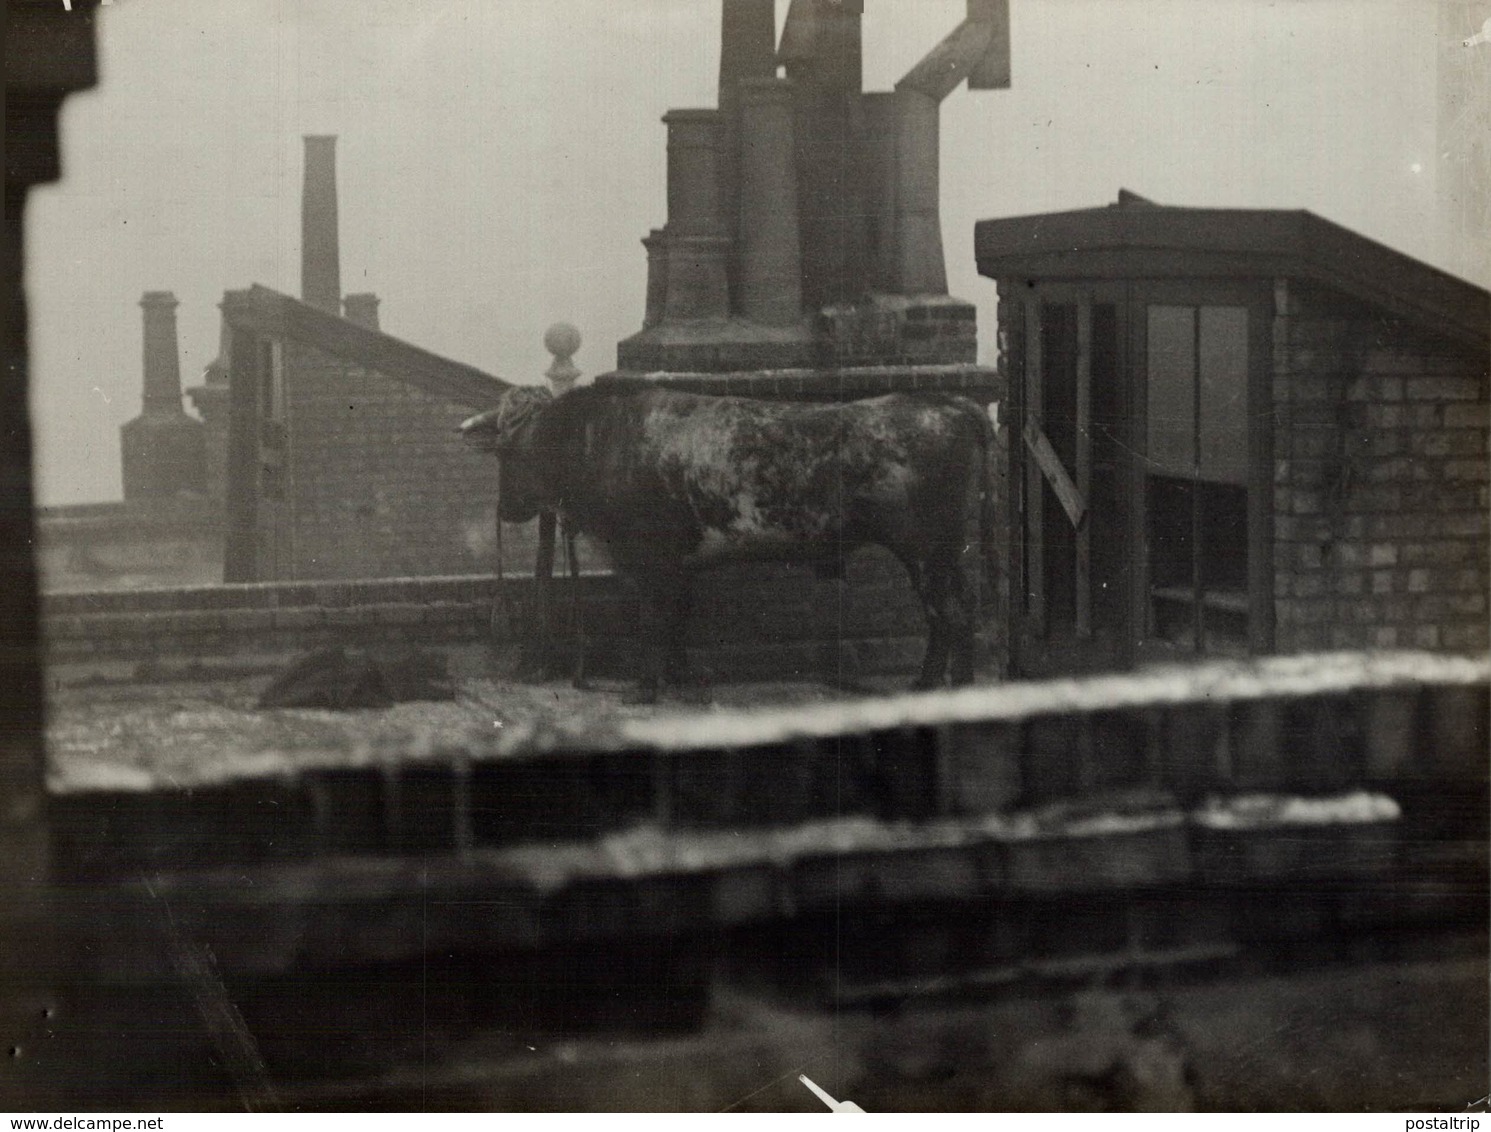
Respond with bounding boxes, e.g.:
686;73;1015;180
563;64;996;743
220;284;511;409
975;194;1490;351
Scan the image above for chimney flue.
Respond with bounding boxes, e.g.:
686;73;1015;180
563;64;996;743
301;135;341;312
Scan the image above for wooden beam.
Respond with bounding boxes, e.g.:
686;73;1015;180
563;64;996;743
1023;298;1045;638
776;0;819;62
224;285;510;409
895;19;993;102
223;328;261;584
967;0;1012;90
1023;418;1087;529
1075;297;1092;639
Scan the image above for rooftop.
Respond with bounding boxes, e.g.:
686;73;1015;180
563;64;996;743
221;284;511;409
975;193;1491;351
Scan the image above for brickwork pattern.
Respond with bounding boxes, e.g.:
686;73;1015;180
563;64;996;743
48;677;1488;980
1272;282;1490;654
40;560;940;683
607;363;998;403
815;295;978;367
276;341;501;581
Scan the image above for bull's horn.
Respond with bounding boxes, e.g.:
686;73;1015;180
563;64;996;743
459;409;497;433
458;409;503;442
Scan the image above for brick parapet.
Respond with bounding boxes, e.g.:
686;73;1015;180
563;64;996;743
40;554;941;682
603;362;998;403
46;662;1490;983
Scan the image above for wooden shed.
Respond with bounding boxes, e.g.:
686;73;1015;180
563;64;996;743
976;193;1490;678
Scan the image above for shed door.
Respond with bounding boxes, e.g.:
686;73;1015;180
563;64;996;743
1014;292;1132;676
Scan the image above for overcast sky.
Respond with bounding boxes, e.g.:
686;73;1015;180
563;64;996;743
24;0;1478;505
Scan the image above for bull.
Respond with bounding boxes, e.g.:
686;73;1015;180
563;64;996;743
461;382;996;704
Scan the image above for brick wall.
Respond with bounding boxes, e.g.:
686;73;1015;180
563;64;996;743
1272;281;1490;654
606;362;997;403
815;295;977;367
39;561;942;683
48;658;1490;984
37;499;222;592
276;341;506;581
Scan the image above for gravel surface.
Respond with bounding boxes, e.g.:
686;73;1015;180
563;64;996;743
44;668;886;793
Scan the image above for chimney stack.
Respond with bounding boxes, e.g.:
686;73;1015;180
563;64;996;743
121;291;205;500
139;291;184;412
301;135;341;312
343;292;380;330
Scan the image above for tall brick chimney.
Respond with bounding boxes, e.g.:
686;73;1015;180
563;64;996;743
301;135;341;312
139;291;183;412
121;292;205;499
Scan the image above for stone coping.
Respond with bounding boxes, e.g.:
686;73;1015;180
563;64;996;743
45;650;1489;794
41;572;594;617
619;650;1489;755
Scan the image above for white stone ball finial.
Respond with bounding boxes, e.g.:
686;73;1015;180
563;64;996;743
544;322;582;395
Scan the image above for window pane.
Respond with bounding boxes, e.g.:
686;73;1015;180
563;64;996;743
1198;306;1249;485
1146;306;1195;477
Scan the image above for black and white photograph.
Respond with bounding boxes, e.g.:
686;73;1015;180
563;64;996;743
4;0;1489;1113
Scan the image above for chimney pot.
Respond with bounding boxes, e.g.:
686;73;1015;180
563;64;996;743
343;292;380;330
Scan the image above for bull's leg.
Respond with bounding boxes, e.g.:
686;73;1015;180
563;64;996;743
565;525;589;690
906;566;954;692
663;579;694;686
945;559;977;686
515;511;559;681
624;572;690;706
904;560;952;690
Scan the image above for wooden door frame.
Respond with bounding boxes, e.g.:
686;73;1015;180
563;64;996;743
1009;280;1134;677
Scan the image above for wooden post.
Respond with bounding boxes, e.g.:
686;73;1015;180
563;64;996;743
1075;297;1092;639
1023;298;1045;638
1190;311;1204;653
223;325;262;583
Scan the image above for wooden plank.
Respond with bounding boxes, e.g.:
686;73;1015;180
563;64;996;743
223;328;261;583
1024;299;1045;638
895;18;993;101
1247;294;1274;655
967;0;1012;90
1075;297;1092;639
1190;310;1204;654
1023;418;1087;529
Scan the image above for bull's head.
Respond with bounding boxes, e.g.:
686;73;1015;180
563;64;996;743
459;385;554;523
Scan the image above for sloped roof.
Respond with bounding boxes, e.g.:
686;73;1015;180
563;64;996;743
220;285;510;408
975;195;1490;351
